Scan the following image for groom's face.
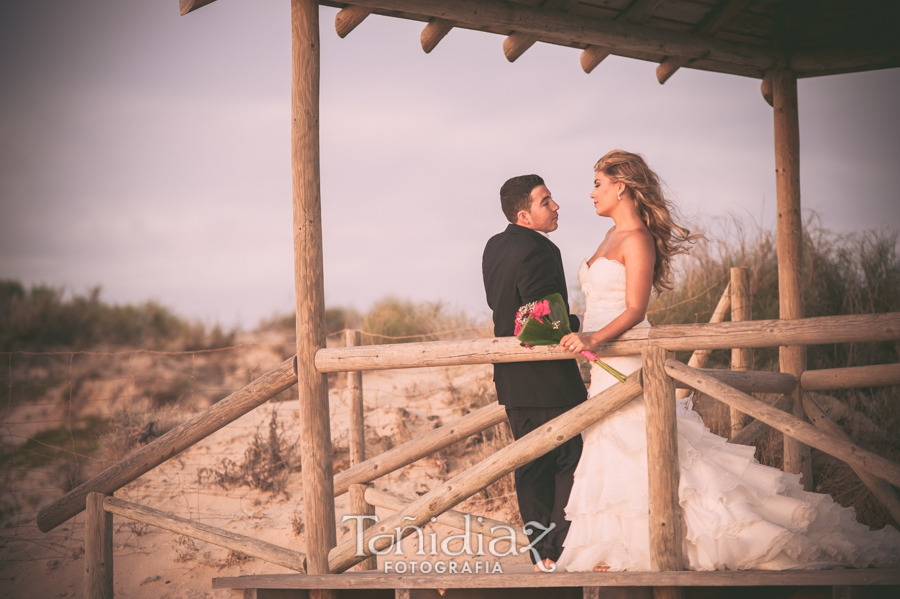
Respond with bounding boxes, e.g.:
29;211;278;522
519;185;559;233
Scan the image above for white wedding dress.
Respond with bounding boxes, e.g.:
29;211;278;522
556;257;900;572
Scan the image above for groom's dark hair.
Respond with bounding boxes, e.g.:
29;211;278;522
500;174;545;224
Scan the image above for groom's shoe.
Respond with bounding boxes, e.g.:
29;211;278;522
534;558;557;573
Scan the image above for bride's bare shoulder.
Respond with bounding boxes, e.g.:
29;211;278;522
619;228;656;263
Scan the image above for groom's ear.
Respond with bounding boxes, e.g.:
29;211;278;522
516;208;531;226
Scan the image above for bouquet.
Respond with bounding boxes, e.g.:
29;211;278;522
515;293;627;383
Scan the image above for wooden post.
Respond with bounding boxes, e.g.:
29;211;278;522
346;330;365;467
642;348;684;599
292;0;336;581
348;484;378;571
730;267;752;437
772;68;813;490
85;492;113;599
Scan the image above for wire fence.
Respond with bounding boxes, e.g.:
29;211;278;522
0;286;730;581
0;324;514;544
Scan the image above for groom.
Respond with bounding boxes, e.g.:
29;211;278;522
482;174;587;571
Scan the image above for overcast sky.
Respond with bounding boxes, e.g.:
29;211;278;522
1;1;898;328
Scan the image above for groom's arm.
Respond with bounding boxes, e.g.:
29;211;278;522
569;314;581;333
517;245;558;304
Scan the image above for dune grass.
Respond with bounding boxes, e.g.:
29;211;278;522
0;281;234;352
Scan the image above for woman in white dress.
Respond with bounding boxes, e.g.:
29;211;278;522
556;150;900;572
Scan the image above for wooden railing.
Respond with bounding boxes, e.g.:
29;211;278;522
37;277;900;597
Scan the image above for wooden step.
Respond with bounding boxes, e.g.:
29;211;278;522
214;565;900;599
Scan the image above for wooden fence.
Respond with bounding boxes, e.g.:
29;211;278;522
34;273;900;598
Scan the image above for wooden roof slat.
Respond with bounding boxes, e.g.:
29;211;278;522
421;18;455;53
184;1;899;79
581;0;670;74
179;0;216;16
504;0;578;63
334;0;785;73
657;0;754;84
335;6;372;37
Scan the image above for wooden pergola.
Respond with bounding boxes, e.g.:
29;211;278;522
185;0;899;585
38;2;900;598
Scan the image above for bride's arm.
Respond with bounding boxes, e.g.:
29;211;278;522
561;233;655;352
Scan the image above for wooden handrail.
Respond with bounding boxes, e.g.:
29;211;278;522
37;357;298;533
315;313;900;373
800;363;900;391
103;496;307;572
364;487;530;548
327;372;644;573
665;360;900;488
333;402;507;497
727;394;793;447
675;369;795;394
802;395;900;527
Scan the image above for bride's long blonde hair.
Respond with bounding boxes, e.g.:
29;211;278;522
595;150;699;294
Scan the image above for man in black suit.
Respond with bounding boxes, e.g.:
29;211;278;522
482;174;587;571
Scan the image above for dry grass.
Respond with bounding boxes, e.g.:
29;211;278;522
198;408;300;500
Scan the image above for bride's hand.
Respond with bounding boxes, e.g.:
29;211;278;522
560;333;592;354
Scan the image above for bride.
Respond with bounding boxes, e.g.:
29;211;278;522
556;150;900;572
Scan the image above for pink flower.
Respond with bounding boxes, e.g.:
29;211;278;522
530;299;551;323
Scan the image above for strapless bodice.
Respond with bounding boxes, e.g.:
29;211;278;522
578;257;650;332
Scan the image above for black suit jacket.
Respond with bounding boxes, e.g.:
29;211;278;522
482;224;588;408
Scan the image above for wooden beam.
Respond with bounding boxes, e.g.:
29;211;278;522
728;393;793;447
333;402;507;496
665;360;900;488
790;48;900;78
103;496;308;572
656;0;752;84
85;493;113;599
676;369;795;395
772;68;813;490
729;267;752;437
503;0;576;63
179;0;217;16
292;0;336;577
421;18;454;53
339;0;785;72
364;487;530;547
643;348;685;578
36;357;297;533
802;394;900;528
580;0;665;74
213;567;900;590
335;6;372;38
315;312;900;373
327;373;644;572
801;363;900;391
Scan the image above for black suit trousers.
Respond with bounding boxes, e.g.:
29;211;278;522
506;405;583;564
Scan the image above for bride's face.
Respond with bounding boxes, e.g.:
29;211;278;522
591;171;619;216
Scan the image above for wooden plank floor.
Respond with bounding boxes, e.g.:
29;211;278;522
213;565;900;590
